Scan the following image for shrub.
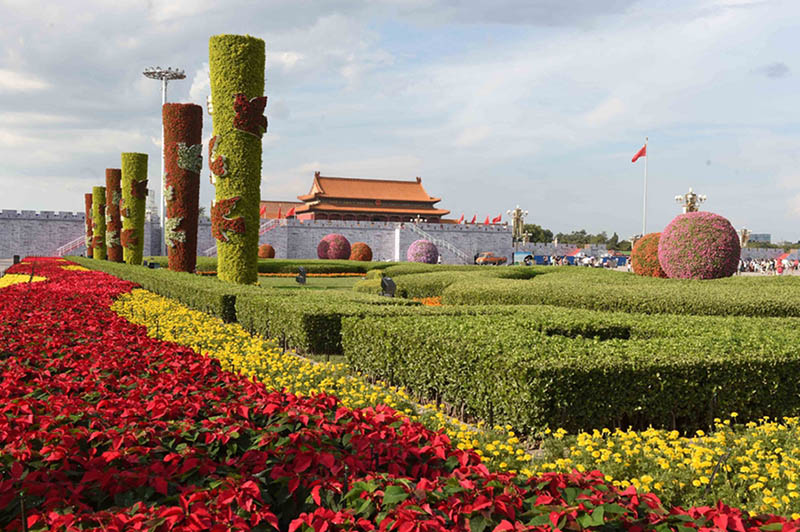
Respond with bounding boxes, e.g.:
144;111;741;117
349;242;372;261
317;233;351;259
407;239;439;264
209;34;266;284
658;211;740;279
258;244;275;259
121;152;148;265
163;103;203;273
631;232;666;278
84;193;93;258
104;169;123;262
91;186;107;261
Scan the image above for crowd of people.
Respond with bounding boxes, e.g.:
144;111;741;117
738;258;799;275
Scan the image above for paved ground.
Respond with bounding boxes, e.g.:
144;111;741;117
0;258;14;275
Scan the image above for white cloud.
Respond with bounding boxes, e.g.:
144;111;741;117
0;69;48;91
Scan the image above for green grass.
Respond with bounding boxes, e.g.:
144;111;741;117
257;276;363;290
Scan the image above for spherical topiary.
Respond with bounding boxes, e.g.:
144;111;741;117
407;239;439;264
658;211;740;279
317;234;351;259
258;243;275;259
631;232;667;278
349;242;372;262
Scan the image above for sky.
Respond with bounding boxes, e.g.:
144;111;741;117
1;0;799;242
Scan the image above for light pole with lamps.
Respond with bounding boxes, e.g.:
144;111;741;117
675;187;707;213
507;205;528;250
143;66;186;256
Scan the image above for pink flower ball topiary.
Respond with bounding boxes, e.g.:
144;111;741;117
317;233;351;260
349;242;373;262
631;232;667;278
407;239;439;264
658;211;740;279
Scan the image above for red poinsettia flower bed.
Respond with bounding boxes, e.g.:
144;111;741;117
1;258;797;531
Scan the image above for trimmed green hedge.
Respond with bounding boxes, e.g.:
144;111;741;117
342;309;800;433
441;267;800;317
355;267;542;298
145;257;395;274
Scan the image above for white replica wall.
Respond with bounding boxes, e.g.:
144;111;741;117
259;219;513;264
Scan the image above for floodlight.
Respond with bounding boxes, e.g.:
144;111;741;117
380;276;396;297
296;266;307;285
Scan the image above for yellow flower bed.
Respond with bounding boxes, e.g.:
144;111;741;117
111;289;530;472
0;274;47;289
61;265;89;271
536;417;800;516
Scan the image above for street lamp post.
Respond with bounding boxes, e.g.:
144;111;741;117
506;205;529;251
143;66;186;256
675;187;707;213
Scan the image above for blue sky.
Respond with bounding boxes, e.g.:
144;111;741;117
1;0;798;241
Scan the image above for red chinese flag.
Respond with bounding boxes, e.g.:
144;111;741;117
457;214;464;224
470;215;477;224
286;206;296;218
259;204;266;218
483;216;490;226
631;144;646;163
492;214;502;223
276;206;282;219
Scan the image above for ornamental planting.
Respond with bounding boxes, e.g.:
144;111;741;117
407;239;439;264
209;34;267;284
631;232;666;278
104;168;123;262
349;242;373;262
120;152;148;265
163;103;203;272
317;233;351;259
83;193;93;258
91;186;106;260
658;211;740;279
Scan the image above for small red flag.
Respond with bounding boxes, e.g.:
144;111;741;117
286;206;296;218
259;204;266;218
632;144;646;163
483;216;490;226
492;214;502;223
470;214;477;224
276;206;282;219
457;214;464;224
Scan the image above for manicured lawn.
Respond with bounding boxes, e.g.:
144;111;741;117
257;275;363;290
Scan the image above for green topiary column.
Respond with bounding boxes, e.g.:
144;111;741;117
91;186;107;260
84;193;94;258
209;34;267;284
163;103;203;272
121;152;148;265
105;168;123;262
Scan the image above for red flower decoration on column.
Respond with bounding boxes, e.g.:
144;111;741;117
211;196;246;242
208;135;228;178
233;94;267;137
131;179;148;200
121;229;138;250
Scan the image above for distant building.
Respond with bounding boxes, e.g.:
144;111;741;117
260;171;450;223
749;233;771;243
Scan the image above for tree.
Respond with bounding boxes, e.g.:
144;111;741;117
522;224;553;243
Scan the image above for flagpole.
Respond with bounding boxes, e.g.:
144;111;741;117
642;136;648;236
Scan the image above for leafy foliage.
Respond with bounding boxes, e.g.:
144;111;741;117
658;211;740;279
631;232;666;277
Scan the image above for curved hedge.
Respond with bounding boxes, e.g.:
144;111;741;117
317;233;351;259
631;232;666;278
209;34;266;284
91;186;107;261
258;244;275;259
407;239;439;264
349;242;373;262
163;103;203;273
658;211;740;279
83;193;93;258
104;169;123;262
121;152;148;265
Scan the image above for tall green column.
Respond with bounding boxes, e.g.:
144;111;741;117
91;186;107;260
121;152;148;265
84;193;94;258
209;34;266;284
105;168;123;262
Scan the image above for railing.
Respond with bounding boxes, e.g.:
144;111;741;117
56;236;86;256
405;223;472;264
203;219;284;257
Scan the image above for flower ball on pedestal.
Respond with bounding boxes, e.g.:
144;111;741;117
631;232;667;278
658;211;740;279
317;234;351;259
407;239;439;264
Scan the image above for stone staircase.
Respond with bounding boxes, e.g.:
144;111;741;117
56;235;85;256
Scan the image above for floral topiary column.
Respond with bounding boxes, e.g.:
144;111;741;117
104;168;123;262
84;193;94;258
91;186;107;260
121;152;148;265
162;103;203;272
209;34;267;284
